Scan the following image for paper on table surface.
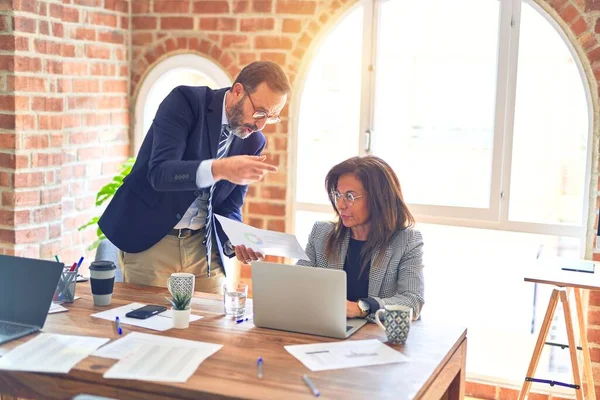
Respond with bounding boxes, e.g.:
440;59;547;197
284;339;410;372
103;340;222;382
48;303;68;314
0;333;109;373
216;214;309;260
91;303;203;332
93;332;222;360
48;297;82;314
48;296;81;314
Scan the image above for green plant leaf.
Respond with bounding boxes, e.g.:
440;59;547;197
78;158;135;246
166;292;192;310
78;216;99;232
96;183;121;206
86;234;107;251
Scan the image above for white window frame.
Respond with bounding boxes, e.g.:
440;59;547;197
289;0;595;256
133;53;231;153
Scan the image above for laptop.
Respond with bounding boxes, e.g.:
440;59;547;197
251;261;367;339
0;254;64;345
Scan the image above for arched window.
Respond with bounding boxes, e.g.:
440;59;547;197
134;54;231;152
293;0;592;390
293;5;364;243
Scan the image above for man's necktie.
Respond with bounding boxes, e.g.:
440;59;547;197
204;124;232;277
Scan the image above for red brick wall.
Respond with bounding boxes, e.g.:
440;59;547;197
0;2;17;251
0;0;130;266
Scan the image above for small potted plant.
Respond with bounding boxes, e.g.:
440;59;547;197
166;292;192;329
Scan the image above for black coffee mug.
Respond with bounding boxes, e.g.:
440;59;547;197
89;261;117;306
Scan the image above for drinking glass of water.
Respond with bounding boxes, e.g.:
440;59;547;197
223;283;248;318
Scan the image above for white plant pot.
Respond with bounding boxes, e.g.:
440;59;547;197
172;307;191;329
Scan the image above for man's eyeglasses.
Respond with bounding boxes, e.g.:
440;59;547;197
244;86;281;125
330;190;364;206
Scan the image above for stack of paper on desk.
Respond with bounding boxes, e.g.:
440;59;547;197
91;303;203;331
99;332;222;382
285;339;410;371
0;333;109;373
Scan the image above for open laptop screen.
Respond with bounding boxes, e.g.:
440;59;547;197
0;255;63;329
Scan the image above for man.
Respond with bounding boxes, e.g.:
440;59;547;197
99;61;291;293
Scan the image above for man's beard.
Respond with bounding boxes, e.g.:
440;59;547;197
227;96;258;139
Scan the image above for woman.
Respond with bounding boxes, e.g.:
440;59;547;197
236;156;424;320
300;156;423;320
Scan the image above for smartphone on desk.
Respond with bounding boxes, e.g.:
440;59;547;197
125;305;167;319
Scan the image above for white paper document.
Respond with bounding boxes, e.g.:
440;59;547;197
91;303;203;332
93;332;222;360
48;303;68;314
285;339;410;372
103;338;222;382
0;333;109;373
48;297;82;314
216;214;309;260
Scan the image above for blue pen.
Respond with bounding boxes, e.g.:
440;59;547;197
236;314;253;323
115;316;123;335
75;256;84;272
257;357;263;379
303;374;320;397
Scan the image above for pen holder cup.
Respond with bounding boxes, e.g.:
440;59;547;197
53;270;77;303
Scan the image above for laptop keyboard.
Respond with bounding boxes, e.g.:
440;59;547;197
346;325;353;332
0;321;32;336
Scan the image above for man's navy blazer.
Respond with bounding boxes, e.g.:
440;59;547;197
98;86;266;260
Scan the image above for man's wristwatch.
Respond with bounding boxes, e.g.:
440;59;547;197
357;299;370;317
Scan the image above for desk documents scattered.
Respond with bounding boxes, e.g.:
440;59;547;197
0;333;108;374
0;283;467;399
285;339;410;372
93;332;221;361
48;303;68;314
104;342;221;382
91;302;203;331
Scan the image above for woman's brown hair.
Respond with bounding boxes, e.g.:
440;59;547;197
325;156;415;274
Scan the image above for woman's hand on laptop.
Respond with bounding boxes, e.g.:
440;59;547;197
234;245;264;264
346;301;364;318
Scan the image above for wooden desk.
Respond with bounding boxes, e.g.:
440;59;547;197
0;283;467;400
519;264;599;400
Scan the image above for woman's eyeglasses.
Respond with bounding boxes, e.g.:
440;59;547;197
330;190;364;206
